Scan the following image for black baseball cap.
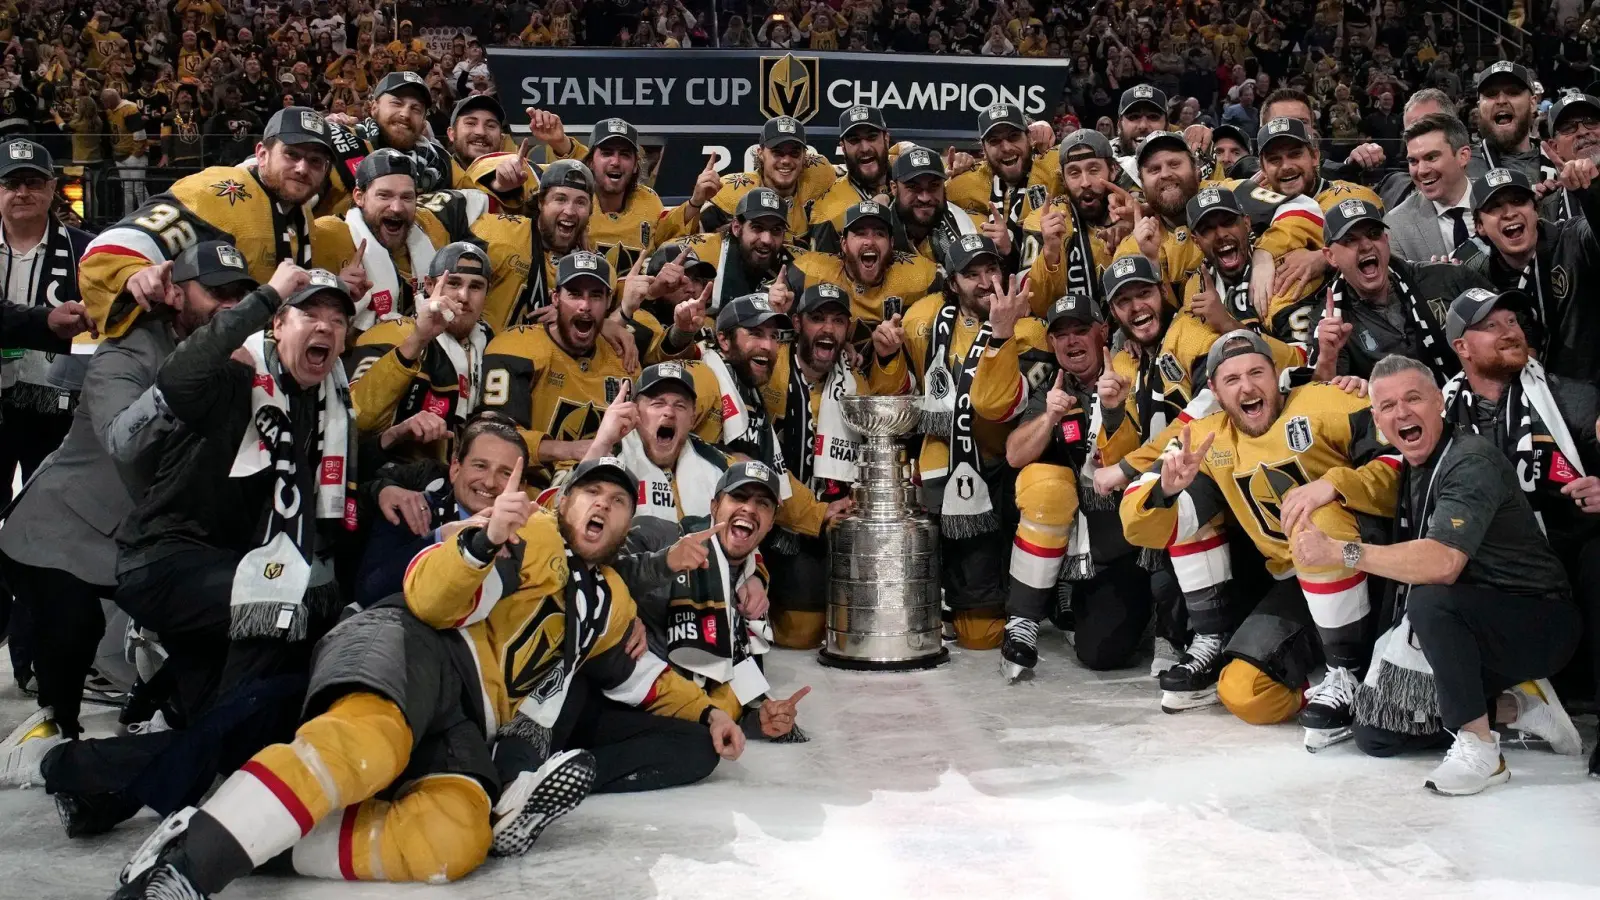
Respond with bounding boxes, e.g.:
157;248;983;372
761;116;807;149
1211;124;1251;151
1475;61;1534;94
978;103;1028;139
0;139;51;178
892;145;945;182
539;159;594;194
589;117;640;153
1134;130;1190;168
1059;128;1114;161
1471;167;1535;211
1204;328;1275;382
839;105;887;137
945;233;1001;275
716;293;792;333
736;187;788;224
1257;117;1314;154
555;250;612;290
450;94;504;125
263;106;334;151
798;282;850;317
1324;197;1387;243
1045;292;1102;330
1446;287;1534;342
283;268;356;316
715;459;783;502
1119;84;1168;118
1549;91;1600;130
842;200;891;233
1185;186;1244;230
373;70;430;104
635;361;696;399
646;244;716;280
426;241;489;279
1102;254;1161;301
171;241;257;289
565;456;638;504
354;148;415;190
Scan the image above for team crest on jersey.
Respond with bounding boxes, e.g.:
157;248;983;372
1156;352;1183;384
211;178;252;205
1285;416;1314;453
1027;185;1048;208
1427;298;1447;325
728;173;756;188
1552;265;1570;299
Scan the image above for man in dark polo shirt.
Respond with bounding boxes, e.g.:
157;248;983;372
1292;353;1583;796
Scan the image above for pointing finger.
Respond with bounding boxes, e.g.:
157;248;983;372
704;153;718;172
787;686;812;705
518;137;533;160
502;456;525;496
1102;345;1115;372
692;521;729;543
1054;370;1065;389
1195;431;1217;458
1326;286;1336;319
354;238;367;260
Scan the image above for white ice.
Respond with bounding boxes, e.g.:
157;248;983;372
2;634;1598;900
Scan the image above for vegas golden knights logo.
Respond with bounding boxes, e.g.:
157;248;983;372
263;562;284;580
759;54;821;122
1235;458;1310;543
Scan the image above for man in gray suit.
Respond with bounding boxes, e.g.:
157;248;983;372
0;241;255;772
1386;114;1477;263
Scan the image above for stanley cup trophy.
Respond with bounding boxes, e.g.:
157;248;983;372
819;395;948;670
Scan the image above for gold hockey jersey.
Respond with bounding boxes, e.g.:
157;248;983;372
346;316;490;460
1120;382;1401;574
588;184;666;273
785;249;941;347
468;211;619;333
706;157;838;238
1023;196;1118;315
946;157;1057;228
80;166;314;339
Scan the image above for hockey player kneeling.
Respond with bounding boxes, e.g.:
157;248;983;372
111;457;743;898
1120;331;1401;751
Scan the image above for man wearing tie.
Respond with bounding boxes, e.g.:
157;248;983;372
1387;113;1477;262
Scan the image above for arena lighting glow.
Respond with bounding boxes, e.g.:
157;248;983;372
59;179;84;219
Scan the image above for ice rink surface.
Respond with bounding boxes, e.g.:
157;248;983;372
2;633;1599;900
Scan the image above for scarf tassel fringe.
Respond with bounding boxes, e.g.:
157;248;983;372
1352;669;1442;736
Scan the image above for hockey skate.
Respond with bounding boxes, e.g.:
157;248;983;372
114;807;205;898
490;749;597;857
1150;637;1181;678
1000;617;1039;683
0;707;66;788
1158;633;1225;713
1300;666;1358;752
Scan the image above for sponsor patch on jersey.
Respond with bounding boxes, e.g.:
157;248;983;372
1285;415;1314;453
1550;450;1579;484
1156;352;1183;384
370;289;393;317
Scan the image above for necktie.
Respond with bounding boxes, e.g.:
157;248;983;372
1446;207;1470;251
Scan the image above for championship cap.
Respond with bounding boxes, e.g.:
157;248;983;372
564;456;638;505
1119;84;1168;118
1102;254;1161;301
715;459;783;501
171;241;257;289
839;105;887;137
589;117;640;153
1256;117;1314;153
283;268;356;316
555;250;612;290
373;70;430;104
1445;287;1535;343
892;145;945;182
450;94;504;125
539;159;595;194
1059;128;1114;161
646;244;716;280
978;103;1028;139
1185;186;1244;230
736;187;788;224
1470;167;1535;211
263;106;333;151
1548;91;1600;131
797;282;850;317
1045;293;1102;329
1211;124;1251;152
1324;198;1387;243
1204;328;1275;382
1134;130;1190;167
0;139;51;179
635;361;696;399
945;233;1001;275
842;200;891;232
426;241;490;279
1475;61;1535;94
354;148;416;189
716;292;792;333
761;116;807;149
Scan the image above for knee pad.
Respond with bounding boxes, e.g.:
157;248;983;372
365;775;492;883
1014;464;1079;529
953;609;1004;650
1218;659;1303;725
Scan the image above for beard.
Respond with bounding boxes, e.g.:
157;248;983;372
1483;108;1534;153
1220;389;1282;438
1146;174;1197;222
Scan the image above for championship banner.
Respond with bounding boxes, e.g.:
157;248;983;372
487;48;1068;198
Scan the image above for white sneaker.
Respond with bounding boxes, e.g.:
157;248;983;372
0;708;66;789
490;749;597;857
1150;637;1181;677
1505;679;1583;756
1425;729;1510;796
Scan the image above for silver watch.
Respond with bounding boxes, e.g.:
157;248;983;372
1341;541;1363;569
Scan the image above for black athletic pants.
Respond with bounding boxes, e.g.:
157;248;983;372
0;553;109;737
1008;553;1155;670
531;676;720;794
0;403;74;684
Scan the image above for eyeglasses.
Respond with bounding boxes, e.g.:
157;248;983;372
0;174;48;191
1556;115;1600;136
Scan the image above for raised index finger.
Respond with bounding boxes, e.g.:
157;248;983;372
518;137;533;160
787;685;812;705
502;456;525;496
355;238;367;259
691;521;728;542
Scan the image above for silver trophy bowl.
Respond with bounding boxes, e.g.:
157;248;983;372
839;394;920;439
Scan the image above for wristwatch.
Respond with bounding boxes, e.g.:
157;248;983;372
1341;541;1363;569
